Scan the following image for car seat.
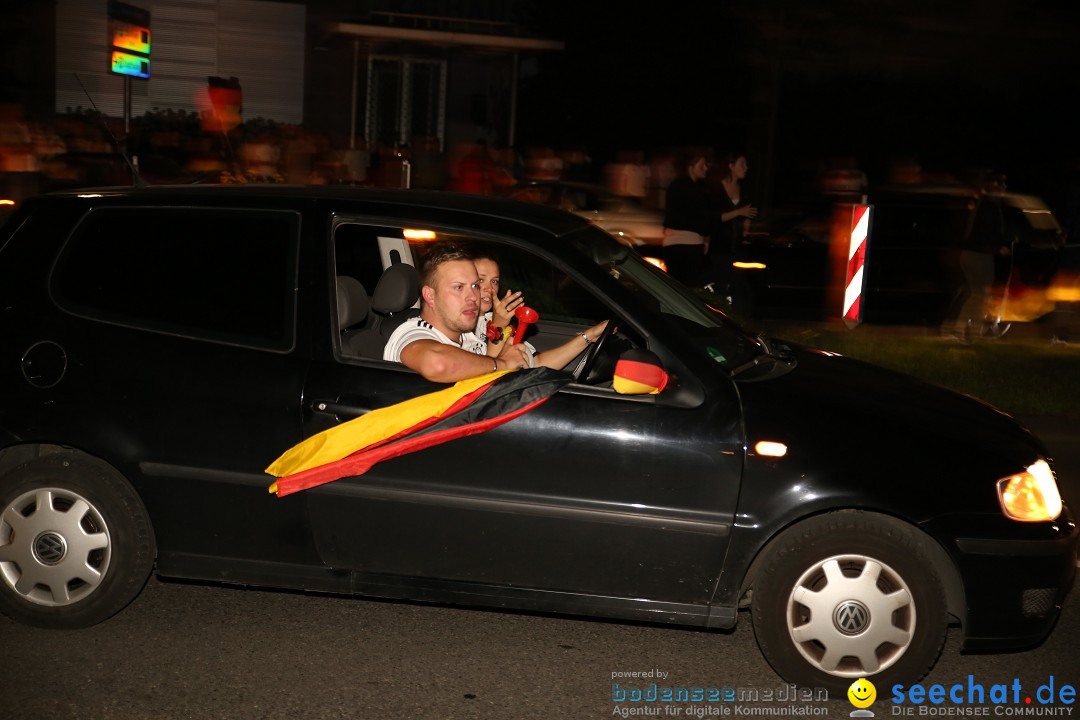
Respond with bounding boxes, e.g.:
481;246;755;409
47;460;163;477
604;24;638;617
370;262;422;343
336;276;371;356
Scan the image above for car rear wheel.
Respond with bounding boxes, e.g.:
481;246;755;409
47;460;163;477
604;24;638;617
0;453;155;628
750;512;947;693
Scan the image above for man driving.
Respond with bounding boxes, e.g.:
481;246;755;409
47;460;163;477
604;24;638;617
383;243;532;383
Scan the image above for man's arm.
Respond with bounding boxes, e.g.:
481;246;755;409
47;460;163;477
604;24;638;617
401;339;529;383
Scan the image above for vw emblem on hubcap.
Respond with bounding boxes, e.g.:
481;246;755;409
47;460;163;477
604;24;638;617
33;532;67;565
833;600;870;635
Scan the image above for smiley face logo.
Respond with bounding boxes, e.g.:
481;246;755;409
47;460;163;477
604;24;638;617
848;678;877;709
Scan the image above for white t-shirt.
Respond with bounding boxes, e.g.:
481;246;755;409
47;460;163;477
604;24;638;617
383;317;486;362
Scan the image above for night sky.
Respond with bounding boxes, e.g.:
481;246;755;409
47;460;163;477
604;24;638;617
515;0;1080;213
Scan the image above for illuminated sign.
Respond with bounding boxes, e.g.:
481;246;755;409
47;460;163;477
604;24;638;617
107;1;150;79
110;20;150;54
111;50;150;79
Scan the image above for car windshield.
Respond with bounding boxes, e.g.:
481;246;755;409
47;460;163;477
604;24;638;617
566;228;767;372
1000;201;1063;249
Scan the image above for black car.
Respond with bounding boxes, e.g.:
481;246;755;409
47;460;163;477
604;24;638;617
0;185;1075;692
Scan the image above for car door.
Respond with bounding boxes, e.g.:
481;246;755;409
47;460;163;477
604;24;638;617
42;204;313;569
298;220;743;606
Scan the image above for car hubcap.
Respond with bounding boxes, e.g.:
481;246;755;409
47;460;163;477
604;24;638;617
833;599;870;635
786;554;915;677
0;487;111;606
33;531;68;565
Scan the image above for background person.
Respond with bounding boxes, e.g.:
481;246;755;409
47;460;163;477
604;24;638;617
706;152;758;301
661;152;712;286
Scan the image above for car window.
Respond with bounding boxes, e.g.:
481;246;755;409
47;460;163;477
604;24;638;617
1000;203;1063;249
52;207;299;351
566;228;765;371
402;234;600;323
870;195;974;249
334;223;387;295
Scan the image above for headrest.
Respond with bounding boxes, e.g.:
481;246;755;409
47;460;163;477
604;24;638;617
372;263;421;314
336;276;370;328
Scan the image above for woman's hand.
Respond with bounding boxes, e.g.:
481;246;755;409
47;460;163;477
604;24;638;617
584;319;610;343
493;289;524;327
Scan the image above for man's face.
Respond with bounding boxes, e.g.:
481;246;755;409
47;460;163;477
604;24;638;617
425;259;481;337
475;258;500;314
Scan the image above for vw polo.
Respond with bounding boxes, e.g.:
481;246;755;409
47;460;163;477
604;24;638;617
0;185;1074;692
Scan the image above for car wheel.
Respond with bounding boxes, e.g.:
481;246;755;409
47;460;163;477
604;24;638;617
750;512;947;692
0;453;155;628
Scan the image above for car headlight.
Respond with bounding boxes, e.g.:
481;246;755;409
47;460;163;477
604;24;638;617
997;460;1063;522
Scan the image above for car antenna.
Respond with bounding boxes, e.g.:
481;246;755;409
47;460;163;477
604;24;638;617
74;72;145;187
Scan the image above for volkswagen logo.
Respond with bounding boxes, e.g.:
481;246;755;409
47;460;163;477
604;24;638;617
833;600;870;635
33;531;67;566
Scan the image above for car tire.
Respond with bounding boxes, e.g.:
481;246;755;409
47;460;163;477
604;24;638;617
0;453;155;628
750;511;947;693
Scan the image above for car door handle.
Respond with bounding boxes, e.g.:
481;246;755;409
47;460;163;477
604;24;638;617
310;399;372;419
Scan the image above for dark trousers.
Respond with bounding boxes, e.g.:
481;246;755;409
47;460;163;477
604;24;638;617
663;244;705;287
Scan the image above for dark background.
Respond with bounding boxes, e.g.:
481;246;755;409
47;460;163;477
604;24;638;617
514;0;1080;214
3;1;1079;216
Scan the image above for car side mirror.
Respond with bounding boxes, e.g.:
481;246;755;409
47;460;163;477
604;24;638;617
613;348;669;395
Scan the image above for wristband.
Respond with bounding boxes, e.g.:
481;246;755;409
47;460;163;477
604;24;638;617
492;357;498;372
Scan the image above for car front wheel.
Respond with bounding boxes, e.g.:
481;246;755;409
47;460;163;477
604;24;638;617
0;453;155;628
751;511;947;693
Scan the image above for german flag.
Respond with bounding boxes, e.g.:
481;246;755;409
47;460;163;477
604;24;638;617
613;348;669;395
267;367;571;497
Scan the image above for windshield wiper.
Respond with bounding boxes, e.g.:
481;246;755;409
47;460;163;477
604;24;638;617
730;335;796;378
730;353;775;377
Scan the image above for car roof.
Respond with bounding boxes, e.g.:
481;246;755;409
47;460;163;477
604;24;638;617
38;183;593;237
869;184;1047;206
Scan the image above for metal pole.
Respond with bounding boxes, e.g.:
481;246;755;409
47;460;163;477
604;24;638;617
350;39;358;150
124;76;131;134
508;50;519;148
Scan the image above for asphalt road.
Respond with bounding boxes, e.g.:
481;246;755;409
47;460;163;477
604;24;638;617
3;414;1078;720
2;571;1077;720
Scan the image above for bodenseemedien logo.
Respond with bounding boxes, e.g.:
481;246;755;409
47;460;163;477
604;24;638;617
849;678;877;717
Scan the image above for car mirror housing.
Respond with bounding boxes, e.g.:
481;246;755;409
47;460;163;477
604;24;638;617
613;348;669;395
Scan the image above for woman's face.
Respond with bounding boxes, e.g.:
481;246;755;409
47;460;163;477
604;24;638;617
475;258;500;314
729;156;749;180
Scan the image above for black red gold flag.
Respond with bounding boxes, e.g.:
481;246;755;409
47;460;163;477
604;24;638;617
267;367;570;497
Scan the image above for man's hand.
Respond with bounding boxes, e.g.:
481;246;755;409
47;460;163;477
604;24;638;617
495;341;530;370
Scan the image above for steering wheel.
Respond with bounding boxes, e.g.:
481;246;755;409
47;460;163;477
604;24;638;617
572;318;617;383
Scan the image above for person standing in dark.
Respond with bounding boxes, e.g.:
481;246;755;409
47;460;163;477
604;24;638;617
661;152;712;286
942;193;1011;341
705;152;758;299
